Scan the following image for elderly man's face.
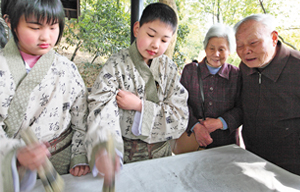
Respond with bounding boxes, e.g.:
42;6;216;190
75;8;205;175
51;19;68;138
235;20;278;68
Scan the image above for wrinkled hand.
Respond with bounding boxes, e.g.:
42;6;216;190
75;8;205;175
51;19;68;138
116;89;142;112
95;150;120;186
200;117;223;133
69;165;90;176
193;123;213;147
17;142;50;170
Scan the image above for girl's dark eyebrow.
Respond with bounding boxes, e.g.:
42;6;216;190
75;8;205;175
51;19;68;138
26;21;42;25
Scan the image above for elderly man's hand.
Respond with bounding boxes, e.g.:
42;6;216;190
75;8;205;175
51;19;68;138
193;123;213;147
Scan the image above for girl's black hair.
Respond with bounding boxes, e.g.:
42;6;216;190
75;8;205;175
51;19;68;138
3;0;65;45
139;3;178;34
1;0;10;16
0;22;7;48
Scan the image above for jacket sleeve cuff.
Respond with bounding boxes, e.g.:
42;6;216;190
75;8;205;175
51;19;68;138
70;155;88;169
218;117;228;130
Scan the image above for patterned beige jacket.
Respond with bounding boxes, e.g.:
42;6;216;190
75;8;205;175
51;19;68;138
85;42;189;166
0;39;88;192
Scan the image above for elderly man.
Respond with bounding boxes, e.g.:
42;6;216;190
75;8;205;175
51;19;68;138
235;14;300;175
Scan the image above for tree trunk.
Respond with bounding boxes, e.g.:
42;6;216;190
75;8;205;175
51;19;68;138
91;54;99;64
159;0;178;59
71;41;82;61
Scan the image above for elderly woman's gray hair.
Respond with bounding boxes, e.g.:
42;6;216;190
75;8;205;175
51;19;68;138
203;23;236;53
234;14;277;34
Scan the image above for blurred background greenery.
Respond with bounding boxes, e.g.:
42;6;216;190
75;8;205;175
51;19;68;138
1;0;299;86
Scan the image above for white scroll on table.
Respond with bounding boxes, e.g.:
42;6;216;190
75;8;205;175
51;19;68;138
32;145;300;192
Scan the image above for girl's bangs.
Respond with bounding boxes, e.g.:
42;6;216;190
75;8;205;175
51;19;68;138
24;1;64;25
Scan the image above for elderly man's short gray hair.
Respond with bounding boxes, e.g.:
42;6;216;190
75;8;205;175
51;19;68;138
234;14;277;34
203;23;236;53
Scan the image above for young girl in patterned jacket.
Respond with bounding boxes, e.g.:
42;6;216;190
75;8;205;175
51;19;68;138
0;0;90;191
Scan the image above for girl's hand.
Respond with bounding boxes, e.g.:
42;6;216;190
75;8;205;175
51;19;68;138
69;165;90;176
116;89;142;112
16;143;50;170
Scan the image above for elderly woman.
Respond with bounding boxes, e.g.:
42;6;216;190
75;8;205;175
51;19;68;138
173;23;243;154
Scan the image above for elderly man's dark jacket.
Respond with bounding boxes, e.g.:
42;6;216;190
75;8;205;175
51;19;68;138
240;41;300;175
180;58;242;148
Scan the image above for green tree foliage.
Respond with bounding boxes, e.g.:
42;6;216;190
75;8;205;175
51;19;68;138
63;0;130;63
60;0;299;70
174;24;190;68
173;0;190;68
